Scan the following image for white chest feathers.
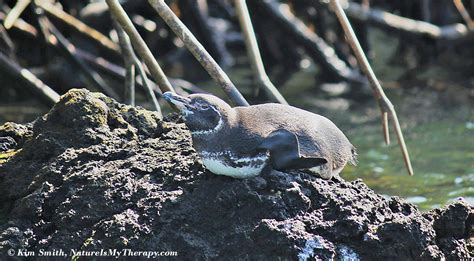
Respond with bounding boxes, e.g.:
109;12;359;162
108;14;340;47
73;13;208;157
200;152;269;178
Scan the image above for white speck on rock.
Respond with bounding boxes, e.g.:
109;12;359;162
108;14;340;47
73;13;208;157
298;236;334;261
298;238;322;261
337;245;360;261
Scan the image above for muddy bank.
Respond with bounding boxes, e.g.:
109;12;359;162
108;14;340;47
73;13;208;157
0;89;471;260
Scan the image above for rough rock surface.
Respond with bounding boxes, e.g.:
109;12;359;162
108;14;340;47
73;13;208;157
0;89;472;260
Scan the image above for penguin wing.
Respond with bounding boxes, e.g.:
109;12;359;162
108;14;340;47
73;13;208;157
258;129;328;170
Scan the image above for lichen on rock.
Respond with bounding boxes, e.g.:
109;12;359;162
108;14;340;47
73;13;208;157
0;89;472;260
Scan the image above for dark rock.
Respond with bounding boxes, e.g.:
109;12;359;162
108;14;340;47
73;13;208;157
432;201;471;239
0;89;472;260
0;137;16;152
0;122;32;148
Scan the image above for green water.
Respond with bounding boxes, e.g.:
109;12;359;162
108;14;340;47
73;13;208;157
343;113;474;210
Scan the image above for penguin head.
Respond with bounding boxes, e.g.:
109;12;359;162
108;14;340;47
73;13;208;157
163;92;231;134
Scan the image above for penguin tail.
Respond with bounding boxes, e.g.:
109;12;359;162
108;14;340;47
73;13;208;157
349;146;358;166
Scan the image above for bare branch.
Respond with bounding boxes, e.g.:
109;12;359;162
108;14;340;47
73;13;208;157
74;48;206;95
259;0;364;84
0;51;59;106
133;57;163;118
0;23;16;57
3;0;31;29
329;0;414;176
234;0;288;105
106;0;175;95
113;20;136;106
328;1;470;41
111;13;162;117
36;1;121;53
148;0;249;107
46;20;121;101
453;0;474;30
0;11;38;37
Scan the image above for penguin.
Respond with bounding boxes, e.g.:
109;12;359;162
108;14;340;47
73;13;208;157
162;92;357;179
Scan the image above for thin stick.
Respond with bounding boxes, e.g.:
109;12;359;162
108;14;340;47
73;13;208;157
0;23;16;57
0;52;59;106
0;11;38;36
74;48;206;95
3;0;30;29
330;0;413;176
453;0;474;30
133;57;163;118
46;20;121;100
113;16;162;116
260;1;364;84
75;48;132;80
234;0;288;105
126;62;136;106
106;0;175;95
148;0;249;107
326;1;469;40
36;1;121;53
113;19;136;106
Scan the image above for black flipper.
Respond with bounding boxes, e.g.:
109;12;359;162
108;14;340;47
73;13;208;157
258;129;327;171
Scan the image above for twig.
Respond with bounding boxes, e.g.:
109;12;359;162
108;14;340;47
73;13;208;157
44;19;121;101
326;1;470;40
112;14;162;116
0;24;16;57
234;0;288;105
178;0;233;67
453;0;474;30
329;0;414;176
1;11;126;94
113;19;136;106
259;0;364;84
148;0;249;106
0;11;38;37
75;48;206;97
133;57;163;118
106;0;175;95
0;52;59;106
3;0;30;29
36;1;121;53
75;48;131;80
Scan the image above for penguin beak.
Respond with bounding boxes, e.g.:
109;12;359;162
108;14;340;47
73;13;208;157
162;92;193;111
